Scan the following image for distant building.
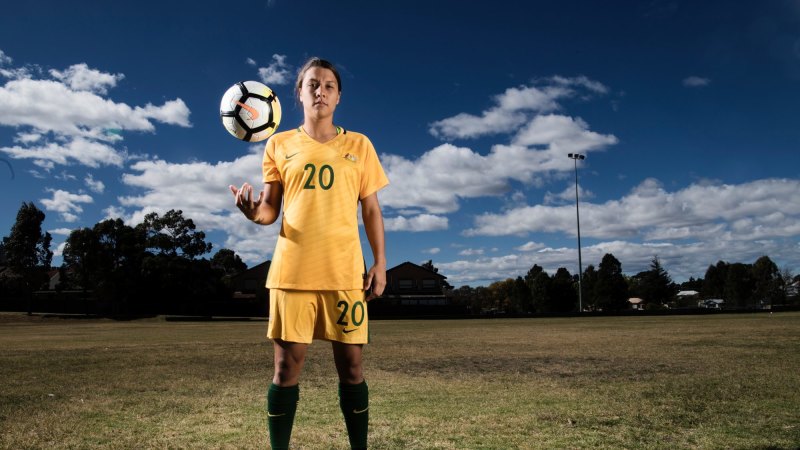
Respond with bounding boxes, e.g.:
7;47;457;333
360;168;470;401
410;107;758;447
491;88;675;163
220;261;270;317
370;261;465;317
382;261;451;306
628;297;644;311
698;298;724;309
228;260;270;301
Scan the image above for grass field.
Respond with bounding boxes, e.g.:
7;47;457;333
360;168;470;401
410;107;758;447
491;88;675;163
1;312;799;449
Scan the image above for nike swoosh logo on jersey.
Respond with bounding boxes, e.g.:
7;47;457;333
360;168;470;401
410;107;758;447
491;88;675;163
353;406;369;414
285;152;300;160
343;328;358;334
235;100;260;120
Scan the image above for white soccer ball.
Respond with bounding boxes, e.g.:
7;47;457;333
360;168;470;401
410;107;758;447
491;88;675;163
220;81;282;142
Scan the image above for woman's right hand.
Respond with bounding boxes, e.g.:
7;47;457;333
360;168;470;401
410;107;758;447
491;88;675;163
229;183;264;222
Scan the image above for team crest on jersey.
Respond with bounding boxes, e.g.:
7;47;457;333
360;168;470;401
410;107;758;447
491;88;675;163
344;153;358;162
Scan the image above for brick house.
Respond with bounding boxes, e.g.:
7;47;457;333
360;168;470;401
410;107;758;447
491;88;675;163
381;261;452;306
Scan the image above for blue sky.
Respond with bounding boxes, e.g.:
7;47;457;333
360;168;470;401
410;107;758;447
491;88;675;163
1;0;799;287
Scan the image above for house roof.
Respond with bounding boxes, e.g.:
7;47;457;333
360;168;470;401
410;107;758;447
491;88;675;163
228;260;270;281
387;261;448;279
677;290;699;297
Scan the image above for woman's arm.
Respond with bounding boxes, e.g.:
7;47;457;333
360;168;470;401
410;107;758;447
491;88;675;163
361;192;386;301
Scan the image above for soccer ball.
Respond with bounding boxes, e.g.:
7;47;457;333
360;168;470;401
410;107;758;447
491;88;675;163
220;81;282;142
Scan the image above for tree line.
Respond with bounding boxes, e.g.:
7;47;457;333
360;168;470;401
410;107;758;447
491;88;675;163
1;202;247;316
446;253;796;314
1;202;797;317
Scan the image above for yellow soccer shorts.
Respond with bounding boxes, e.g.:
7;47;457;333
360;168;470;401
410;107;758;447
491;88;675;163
267;289;369;344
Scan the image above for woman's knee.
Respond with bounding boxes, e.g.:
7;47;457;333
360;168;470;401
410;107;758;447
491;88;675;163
273;341;307;385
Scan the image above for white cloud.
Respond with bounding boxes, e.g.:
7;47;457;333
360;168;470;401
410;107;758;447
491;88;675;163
13;132;42;144
465;178;800;242
683;76;710;87
423;247;441;255
49;228;74;236
102;205;127;220
55;170;77;181
53;241;67;258
49;63;124;94
381;122;614;215
384;213;449;232
0;51;36;80
428;76;608;140
383;78;617;216
246;58;257;66
550;75;610;94
516;241;546;252
1;138;126;168
512;114;618;152
85;173;105;193
0;57;191;170
0;78;190;137
544;184;594;205
40;189;93;222
458;248;485;256
381;144;506;213
137;99;192;127
258;54;292;86
0;50;11;66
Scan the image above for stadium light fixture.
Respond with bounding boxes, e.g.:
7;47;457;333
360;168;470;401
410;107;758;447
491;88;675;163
568;153;586;313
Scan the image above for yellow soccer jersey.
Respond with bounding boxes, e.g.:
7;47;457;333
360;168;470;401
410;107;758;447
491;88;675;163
262;127;389;290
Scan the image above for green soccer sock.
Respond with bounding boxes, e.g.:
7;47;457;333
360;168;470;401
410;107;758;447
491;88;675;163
339;380;369;450
267;383;299;450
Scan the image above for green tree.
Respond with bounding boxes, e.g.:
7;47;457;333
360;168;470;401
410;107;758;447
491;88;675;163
62;227;102;293
211;248;247;276
524;264;544;287
548;267;577;313
594;253;629;311
62;219;146;316
487;279;514;312
473;286;490;312
702;261;728;299
724;263;754;308
449;285;475;310
1;202;52;312
751;256;784;307
680;276;703;292
512;276;533;314
421;260;439;273
581;264;598;311
530;270;551;314
138;209;212;259
634;256;676;308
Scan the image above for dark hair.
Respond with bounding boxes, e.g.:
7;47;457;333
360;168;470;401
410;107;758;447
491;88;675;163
295;57;342;97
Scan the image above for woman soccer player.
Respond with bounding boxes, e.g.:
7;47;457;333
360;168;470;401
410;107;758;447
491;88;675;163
229;57;388;450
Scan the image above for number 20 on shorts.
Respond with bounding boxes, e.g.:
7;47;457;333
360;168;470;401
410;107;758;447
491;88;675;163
337;300;365;327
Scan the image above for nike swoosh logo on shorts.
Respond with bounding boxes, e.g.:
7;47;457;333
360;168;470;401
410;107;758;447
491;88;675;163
267;412;286;417
235;100;260;120
353;406;369;414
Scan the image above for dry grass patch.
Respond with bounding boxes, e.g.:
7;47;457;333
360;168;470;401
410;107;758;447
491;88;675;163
1;312;798;449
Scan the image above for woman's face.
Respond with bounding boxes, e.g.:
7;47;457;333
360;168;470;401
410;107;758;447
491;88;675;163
298;66;340;121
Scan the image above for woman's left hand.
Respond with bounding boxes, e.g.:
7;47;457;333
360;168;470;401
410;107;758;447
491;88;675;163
364;263;386;301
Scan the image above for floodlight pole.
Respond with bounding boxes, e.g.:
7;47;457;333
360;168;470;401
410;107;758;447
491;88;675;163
568;153;586;313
